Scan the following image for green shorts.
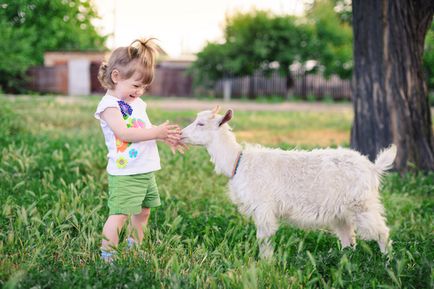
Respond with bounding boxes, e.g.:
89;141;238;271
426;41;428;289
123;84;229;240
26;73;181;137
107;172;161;215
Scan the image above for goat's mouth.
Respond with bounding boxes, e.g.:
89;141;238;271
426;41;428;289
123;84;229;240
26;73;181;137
180;136;194;145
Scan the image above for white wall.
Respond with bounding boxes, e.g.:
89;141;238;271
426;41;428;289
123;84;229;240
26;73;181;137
68;59;91;96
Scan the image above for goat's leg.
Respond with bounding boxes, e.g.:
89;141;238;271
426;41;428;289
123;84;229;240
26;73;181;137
332;220;356;249
253;206;278;259
355;208;391;254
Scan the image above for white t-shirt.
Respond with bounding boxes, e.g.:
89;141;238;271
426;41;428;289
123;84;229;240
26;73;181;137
95;93;161;175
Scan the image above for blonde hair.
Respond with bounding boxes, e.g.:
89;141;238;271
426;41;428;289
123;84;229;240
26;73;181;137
98;38;158;90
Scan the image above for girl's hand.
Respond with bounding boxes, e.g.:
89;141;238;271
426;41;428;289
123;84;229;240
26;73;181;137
156;121;181;141
172;141;189;154
162;139;189;154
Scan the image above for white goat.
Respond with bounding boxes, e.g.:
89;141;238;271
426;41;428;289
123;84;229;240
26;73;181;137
181;106;397;258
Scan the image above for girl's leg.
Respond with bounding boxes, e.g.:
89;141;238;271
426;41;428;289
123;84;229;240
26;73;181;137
129;207;151;244
101;214;128;250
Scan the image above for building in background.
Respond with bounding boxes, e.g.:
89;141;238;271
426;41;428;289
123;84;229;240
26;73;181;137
26;46;175;96
26;51;351;100
27;51;106;96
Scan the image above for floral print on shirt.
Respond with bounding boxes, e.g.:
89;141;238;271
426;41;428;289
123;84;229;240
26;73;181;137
114;100;147;168
118;100;133;119
115;100;133;154
116;136;131;153
129;148;138;158
127;118;145;129
116;156;128;168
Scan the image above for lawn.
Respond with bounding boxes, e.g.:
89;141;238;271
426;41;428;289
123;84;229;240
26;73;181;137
0;95;432;289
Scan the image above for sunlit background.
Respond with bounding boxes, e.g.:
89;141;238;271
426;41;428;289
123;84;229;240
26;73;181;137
93;0;306;56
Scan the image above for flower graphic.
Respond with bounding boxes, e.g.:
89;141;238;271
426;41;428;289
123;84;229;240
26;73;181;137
129;148;138;158
116;136;131;152
116;157;128;168
132;118;145;128
117;100;133;118
126;118;145;128
126;118;133;128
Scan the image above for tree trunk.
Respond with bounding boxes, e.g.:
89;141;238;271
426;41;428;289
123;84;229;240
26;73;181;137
351;0;434;172
285;72;294;100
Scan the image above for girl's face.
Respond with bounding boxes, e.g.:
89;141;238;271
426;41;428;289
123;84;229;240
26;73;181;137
110;70;147;103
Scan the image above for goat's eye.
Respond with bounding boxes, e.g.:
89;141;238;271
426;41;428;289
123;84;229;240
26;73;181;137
197;123;204;127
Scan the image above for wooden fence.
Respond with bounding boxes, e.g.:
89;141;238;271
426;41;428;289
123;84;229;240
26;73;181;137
27;65;68;94
214;70;352;100
149;65;193;97
26;63;352;100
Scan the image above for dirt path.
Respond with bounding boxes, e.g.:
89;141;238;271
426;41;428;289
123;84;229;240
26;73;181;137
8;95;434;114
147;97;353;113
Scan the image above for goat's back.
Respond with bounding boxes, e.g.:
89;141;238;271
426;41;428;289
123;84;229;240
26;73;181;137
229;145;383;226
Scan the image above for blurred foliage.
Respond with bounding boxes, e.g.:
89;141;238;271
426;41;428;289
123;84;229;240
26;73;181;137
190;0;352;93
423;21;434;91
191;0;434;93
306;0;353;79
330;0;352;25
0;0;106;93
189;42;233;87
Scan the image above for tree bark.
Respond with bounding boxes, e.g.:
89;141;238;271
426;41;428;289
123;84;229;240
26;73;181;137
285;72;295;100
351;0;434;172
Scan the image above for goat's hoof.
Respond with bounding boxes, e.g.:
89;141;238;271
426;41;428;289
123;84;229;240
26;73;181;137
380;240;393;255
259;247;274;260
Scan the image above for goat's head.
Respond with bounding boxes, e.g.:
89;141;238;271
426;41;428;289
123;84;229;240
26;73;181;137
181;106;233;145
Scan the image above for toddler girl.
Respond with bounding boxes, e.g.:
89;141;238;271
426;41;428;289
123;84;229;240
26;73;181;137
95;38;185;262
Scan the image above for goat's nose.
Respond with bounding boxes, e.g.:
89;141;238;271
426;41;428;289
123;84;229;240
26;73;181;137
180;128;189;139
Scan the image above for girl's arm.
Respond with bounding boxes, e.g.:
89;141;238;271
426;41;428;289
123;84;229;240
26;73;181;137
152;124;189;154
101;107;180;143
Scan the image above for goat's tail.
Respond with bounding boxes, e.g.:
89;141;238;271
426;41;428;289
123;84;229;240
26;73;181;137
374;144;397;173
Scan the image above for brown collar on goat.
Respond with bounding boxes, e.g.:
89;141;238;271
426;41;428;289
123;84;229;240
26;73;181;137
231;151;243;178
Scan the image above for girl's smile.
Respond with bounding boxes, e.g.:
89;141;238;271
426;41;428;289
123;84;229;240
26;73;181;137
109;71;147;103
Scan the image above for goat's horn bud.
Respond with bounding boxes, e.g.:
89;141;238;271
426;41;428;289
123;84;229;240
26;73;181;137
212;105;220;116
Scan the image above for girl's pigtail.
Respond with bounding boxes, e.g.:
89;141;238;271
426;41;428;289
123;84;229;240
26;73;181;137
97;63;111;89
128;38;158;68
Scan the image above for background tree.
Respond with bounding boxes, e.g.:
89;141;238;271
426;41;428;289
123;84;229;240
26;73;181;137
191;11;313;98
0;15;37;92
191;4;353;99
332;0;434;96
351;0;434;172
266;15;315;98
189;42;233;89
331;0;352;25
423;22;434;99
191;11;275;98
306;0;353;79
0;0;106;92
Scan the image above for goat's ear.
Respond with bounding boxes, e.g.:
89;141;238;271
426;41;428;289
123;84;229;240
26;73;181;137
218;109;233;127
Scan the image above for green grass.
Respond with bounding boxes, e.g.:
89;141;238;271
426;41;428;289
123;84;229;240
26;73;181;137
0;95;433;289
